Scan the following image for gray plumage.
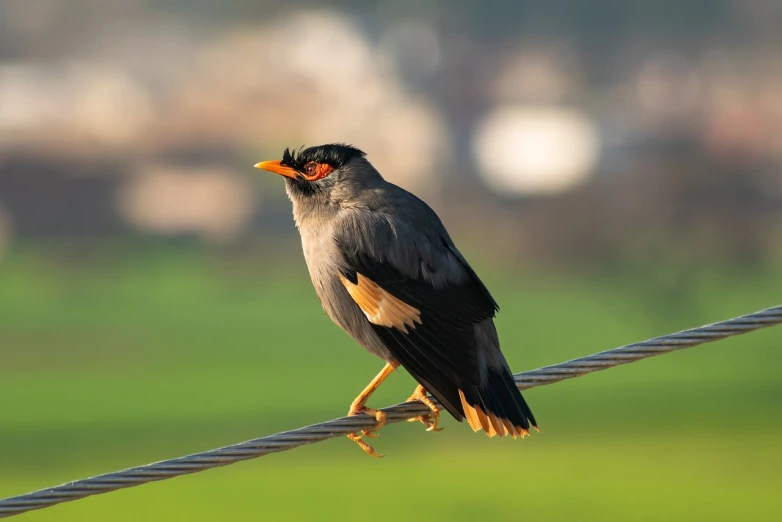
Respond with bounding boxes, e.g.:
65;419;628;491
259;143;536;436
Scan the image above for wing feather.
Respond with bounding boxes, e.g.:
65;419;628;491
334;212;499;420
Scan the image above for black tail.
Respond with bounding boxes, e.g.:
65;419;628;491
458;367;537;438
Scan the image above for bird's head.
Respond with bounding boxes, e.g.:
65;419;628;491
254;143;374;199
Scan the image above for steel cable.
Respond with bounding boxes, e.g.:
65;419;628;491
1;304;780;518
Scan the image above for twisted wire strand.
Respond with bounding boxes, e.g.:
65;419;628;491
1;304;780;519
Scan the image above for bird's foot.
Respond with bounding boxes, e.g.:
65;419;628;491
405;385;443;432
346;405;387;458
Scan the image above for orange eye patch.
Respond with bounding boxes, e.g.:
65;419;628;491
302;162;334;181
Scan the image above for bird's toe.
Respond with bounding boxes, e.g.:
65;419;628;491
346;407;387;456
405;385;443;433
346;432;384;458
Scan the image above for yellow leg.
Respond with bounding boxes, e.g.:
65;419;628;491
346;362;397;457
406;384;443;432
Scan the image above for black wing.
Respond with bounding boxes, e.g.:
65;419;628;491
334;212;498;420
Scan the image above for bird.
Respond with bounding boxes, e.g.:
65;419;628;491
254;143;537;457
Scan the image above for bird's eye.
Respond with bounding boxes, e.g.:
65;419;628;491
304;163;318;176
300;162;334;181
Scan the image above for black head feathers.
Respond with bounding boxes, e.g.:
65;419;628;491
280;143;366;172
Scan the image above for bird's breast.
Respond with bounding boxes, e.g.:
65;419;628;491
296;219;394;361
298;220;355;328
298;222;334;290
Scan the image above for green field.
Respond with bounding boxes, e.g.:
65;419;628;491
2;247;781;521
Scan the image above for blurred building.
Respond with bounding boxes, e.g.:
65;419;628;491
0;0;781;266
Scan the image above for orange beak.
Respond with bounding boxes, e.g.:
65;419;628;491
254;160;299;179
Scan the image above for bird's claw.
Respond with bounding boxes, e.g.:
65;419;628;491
425;416;444;432
346;407;387;457
407;414;443;431
406;385;443;432
346;432;384;458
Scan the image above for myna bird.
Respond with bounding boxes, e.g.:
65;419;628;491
255;144;537;457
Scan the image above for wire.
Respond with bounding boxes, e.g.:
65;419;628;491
1;304;780;519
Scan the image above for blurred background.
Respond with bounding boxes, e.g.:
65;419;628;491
1;0;781;520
